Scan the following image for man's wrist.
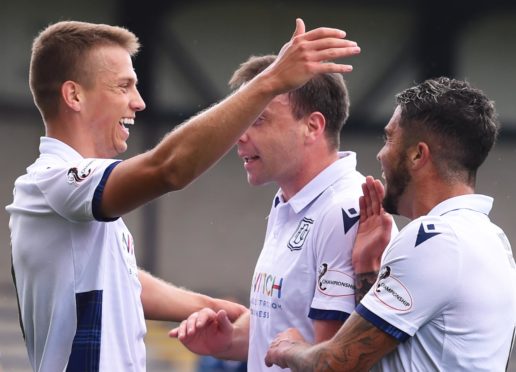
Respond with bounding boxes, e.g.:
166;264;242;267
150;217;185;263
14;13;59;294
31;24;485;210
352;258;381;274
354;271;379;304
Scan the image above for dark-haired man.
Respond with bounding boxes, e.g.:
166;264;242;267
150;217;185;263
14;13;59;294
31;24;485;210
265;77;516;371
170;54;397;372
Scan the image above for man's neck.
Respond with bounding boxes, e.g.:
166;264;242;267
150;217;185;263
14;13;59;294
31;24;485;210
405;181;475;219
279;151;339;202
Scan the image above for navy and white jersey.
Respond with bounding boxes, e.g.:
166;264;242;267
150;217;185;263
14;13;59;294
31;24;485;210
248;152;398;372
358;194;516;371
6;137;146;371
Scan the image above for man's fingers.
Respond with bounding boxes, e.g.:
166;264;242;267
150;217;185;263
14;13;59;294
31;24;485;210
293;38;360;66
168;327;179;338
292;18;305;38
362;180;372;217
373;179;385;202
365;176;383;215
305;37;358;50
359;195;367;223
361;175;385;217
215;310;233;334
302;26;347;41
195;308;217;328
175;320;187;340
371;178;385;215
186;312;200;335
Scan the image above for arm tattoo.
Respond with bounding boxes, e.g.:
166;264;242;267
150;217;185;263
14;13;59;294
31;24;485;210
288;313;394;371
354;271;378;305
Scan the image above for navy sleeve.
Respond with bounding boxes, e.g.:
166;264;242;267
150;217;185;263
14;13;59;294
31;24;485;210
92;161;122;222
356;304;410;342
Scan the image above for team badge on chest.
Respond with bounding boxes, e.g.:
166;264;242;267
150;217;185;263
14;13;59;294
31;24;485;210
287;217;314;251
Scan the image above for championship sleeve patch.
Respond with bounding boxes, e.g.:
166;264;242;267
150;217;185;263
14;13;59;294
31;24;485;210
317;263;355;297
67;159;97;186
373;266;413;311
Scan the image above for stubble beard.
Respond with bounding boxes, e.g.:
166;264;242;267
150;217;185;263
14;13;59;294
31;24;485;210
382;156;411;215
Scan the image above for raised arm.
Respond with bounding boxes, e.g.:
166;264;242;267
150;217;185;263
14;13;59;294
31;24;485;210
353;176;393;303
100;19;361;218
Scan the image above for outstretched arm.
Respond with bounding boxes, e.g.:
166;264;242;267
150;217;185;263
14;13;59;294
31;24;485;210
353;176;393;303
169;307;250;361
139;269;246;322
265;312;398;371
100;19;361;218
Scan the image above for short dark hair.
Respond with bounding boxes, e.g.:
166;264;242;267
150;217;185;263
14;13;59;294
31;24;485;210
229;55;350;150
396;77;499;184
30;21;140;120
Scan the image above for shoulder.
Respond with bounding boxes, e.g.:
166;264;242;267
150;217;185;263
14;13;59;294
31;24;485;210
387;215;459;257
313;191;361;235
319;169;363;211
33;157;118;183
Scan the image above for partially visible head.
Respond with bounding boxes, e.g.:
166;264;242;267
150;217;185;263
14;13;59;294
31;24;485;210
30;21;140;121
229;54;350;151
379;77;499;214
396;77;498;183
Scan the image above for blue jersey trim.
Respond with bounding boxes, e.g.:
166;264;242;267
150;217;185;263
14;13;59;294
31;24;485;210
356;304;410;342
308;308;350;322
92;161;121;222
67;290;103;372
11;255;25;340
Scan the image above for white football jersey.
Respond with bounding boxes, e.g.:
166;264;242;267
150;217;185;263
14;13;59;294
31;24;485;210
248;152;395;371
359;194;516;371
7;137;146;371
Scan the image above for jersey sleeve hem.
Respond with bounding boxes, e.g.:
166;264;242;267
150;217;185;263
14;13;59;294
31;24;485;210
92;161;121;222
308;308;350;322
356;303;410;342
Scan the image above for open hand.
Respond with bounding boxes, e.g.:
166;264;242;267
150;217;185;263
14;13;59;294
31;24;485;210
263;18;361;94
169;308;234;356
352;176;393;273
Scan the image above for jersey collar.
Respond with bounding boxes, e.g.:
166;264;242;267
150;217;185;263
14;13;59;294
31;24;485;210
428;194;494;217
39;136;84;162
277;151;357;213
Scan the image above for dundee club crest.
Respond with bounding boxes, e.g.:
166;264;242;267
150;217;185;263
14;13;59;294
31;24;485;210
287;217;314;251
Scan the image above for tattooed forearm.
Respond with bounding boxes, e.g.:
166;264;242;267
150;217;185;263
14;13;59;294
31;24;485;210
288;313;397;371
354;271;378;304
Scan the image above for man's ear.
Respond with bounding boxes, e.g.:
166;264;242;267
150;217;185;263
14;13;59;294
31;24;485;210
304;111;326;144
409;142;430;170
61;81;82;112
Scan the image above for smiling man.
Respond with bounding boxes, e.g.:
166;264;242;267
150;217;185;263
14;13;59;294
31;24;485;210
170;54;397;372
264;77;516;371
6;20;361;371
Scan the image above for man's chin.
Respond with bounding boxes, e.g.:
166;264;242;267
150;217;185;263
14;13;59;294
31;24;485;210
247;175;271;187
382;196;398;215
115;143;128;156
